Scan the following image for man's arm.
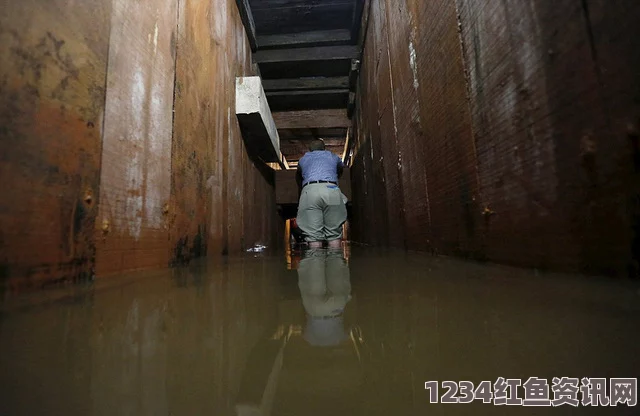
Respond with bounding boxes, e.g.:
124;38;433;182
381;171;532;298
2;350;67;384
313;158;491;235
296;165;303;195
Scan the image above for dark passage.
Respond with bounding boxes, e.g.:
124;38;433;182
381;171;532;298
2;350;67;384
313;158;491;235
1;247;639;415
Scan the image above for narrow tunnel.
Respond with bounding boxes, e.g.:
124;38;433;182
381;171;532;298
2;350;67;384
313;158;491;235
1;0;639;414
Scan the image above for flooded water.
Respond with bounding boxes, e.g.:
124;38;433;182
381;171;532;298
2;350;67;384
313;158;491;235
1;246;639;415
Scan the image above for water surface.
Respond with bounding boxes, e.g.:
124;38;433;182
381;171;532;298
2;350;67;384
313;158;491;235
1;247;639;415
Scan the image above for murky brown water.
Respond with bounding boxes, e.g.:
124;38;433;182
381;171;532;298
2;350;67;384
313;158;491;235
1;246;639;415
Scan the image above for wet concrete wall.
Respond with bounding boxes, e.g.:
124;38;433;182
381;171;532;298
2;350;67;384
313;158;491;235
350;0;640;277
0;0;282;291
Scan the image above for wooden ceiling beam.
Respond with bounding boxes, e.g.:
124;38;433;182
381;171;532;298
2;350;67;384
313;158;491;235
283;149;344;161
257;29;352;49
266;88;348;97
262;76;349;91
250;0;353;10
273;109;350;129
255;45;359;63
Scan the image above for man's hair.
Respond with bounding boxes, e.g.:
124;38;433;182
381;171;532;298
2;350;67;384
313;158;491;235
308;139;325;151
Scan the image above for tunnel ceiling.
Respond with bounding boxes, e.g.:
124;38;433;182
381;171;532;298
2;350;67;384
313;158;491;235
239;0;367;165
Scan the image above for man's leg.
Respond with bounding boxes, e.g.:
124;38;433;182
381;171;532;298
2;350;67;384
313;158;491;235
296;185;325;245
297;250;328;316
322;187;348;247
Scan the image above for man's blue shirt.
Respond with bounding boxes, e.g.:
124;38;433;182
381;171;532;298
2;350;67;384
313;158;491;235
298;150;343;187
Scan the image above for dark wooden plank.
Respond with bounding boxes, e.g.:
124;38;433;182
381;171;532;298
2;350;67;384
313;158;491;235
267;88;349;97
259;60;352;79
257;29;352;48
273;109;350;128
281;148;346;161
281;138;345;146
235;0;258;52
278;127;348;140
267;93;348;112
351;0;367;39
251;4;355;36
263;76;349;91
280;139;346;158
255;45;359;63
250;0;353;10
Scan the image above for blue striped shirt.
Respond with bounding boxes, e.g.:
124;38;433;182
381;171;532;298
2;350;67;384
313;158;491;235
298;150;343;187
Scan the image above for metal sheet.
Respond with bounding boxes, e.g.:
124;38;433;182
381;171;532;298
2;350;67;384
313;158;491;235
172;0;282;260
0;0;111;290
96;0;177;275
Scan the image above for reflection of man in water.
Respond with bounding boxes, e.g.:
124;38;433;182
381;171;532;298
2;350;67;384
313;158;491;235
235;248;356;414
297;248;351;347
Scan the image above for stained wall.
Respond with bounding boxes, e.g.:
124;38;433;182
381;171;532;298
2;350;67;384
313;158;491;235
351;0;640;276
1;0;282;291
0;0;112;290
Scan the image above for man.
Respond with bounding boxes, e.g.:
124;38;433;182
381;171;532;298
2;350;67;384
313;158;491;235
295;139;347;248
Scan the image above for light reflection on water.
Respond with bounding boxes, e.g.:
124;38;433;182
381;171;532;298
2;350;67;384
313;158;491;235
1;246;639;415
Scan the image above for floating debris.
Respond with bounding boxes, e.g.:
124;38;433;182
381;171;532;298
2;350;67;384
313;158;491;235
246;244;267;253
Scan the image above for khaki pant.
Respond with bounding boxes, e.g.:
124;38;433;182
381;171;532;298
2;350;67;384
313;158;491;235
296;183;348;242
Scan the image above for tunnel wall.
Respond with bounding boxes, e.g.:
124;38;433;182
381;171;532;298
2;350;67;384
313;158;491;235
351;0;640;276
0;0;281;291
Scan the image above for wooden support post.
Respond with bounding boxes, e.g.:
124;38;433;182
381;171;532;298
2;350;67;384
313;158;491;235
342;127;351;164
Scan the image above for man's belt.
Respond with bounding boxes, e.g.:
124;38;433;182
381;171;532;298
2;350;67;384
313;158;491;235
303;180;337;188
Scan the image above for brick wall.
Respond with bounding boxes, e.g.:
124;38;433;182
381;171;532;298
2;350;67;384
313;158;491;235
351;0;639;277
1;0;282;291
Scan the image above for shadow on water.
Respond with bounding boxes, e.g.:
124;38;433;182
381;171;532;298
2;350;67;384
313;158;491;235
1;245;640;415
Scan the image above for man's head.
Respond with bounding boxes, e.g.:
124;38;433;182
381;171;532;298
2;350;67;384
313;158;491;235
308;139;325;152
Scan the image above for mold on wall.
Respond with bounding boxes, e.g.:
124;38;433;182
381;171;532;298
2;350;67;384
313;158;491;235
1;0;282;290
0;0;112;291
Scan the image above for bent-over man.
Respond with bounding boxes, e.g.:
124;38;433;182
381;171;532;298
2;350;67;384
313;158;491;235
295;139;347;248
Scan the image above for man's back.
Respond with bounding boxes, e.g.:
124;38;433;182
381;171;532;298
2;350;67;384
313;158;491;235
298;150;342;186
